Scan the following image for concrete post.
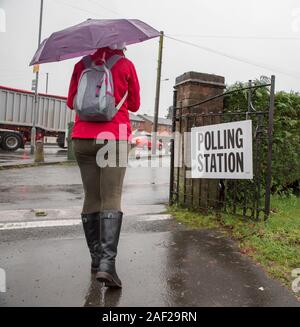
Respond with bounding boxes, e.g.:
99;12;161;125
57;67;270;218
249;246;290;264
67;122;75;161
34;139;44;163
174;72;225;209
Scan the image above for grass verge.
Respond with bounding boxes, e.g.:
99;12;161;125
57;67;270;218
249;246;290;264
167;195;300;297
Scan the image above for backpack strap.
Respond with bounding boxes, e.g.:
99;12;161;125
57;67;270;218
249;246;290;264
116;91;128;110
105;54;128;109
105;54;124;70
82;55;93;68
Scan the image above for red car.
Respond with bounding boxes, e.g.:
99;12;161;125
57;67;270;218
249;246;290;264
131;135;162;150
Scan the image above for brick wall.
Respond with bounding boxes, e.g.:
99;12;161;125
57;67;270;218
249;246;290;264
173;71;225;209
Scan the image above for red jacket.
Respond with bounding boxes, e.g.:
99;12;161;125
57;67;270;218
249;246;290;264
67;47;140;140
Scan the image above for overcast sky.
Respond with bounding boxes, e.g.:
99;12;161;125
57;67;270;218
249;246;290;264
0;0;300;117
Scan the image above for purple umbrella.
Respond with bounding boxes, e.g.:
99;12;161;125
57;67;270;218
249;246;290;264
30;19;160;65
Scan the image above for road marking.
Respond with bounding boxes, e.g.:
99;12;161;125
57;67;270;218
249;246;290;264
0;214;172;230
0;219;81;230
138;214;172;222
0;207;82;222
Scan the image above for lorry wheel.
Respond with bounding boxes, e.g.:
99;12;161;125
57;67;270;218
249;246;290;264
57;134;66;149
1;133;22;151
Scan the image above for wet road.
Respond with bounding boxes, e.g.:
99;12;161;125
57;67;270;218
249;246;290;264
0;144;168;167
0;159;299;306
0;145;68;166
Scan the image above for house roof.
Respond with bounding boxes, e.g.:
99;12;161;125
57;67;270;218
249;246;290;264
129;113;145;122
137;114;172;126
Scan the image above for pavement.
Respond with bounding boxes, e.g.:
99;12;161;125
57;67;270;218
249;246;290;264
0;146;299;307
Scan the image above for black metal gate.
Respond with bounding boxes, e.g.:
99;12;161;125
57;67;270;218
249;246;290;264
169;75;275;220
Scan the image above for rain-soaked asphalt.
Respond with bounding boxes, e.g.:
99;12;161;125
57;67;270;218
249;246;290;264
0;145;68;167
0;147;299;306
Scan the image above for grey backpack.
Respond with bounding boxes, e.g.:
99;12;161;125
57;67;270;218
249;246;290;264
74;54;128;122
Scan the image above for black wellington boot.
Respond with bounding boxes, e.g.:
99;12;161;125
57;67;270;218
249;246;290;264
96;210;123;288
81;212;101;273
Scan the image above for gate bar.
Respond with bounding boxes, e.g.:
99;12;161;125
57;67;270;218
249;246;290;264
176;83;271;110
169;89;177;205
264;75;275;219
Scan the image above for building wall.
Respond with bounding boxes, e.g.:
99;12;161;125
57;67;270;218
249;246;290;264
130;120;145;131
143;120;153;134
141;120;172;136
130;117;172;136
157;124;172;135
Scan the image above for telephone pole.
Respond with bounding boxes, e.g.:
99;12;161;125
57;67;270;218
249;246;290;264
30;0;44;154
46;72;49;94
152;31;164;155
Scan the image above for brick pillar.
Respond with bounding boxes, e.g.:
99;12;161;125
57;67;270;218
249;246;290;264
174;72;225;210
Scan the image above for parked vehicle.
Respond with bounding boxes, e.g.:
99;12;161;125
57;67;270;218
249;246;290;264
131;134;163;150
0;85;75;151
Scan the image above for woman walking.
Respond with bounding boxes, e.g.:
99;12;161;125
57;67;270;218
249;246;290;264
67;45;140;288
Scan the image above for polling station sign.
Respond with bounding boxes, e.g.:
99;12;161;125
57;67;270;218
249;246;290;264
191;120;253;179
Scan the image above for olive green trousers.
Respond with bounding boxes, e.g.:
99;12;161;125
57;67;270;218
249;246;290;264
73;139;129;214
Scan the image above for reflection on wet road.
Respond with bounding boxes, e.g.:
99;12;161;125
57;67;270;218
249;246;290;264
0;145;67;166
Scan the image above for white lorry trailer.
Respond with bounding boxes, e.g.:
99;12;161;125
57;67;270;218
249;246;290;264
0;85;75;151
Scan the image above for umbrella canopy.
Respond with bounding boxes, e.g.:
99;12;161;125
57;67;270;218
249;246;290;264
30;19;160;65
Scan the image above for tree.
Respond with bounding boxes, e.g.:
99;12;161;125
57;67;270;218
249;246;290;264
224;80;300;195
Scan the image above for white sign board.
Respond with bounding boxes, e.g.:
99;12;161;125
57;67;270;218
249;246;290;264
191;120;253;179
